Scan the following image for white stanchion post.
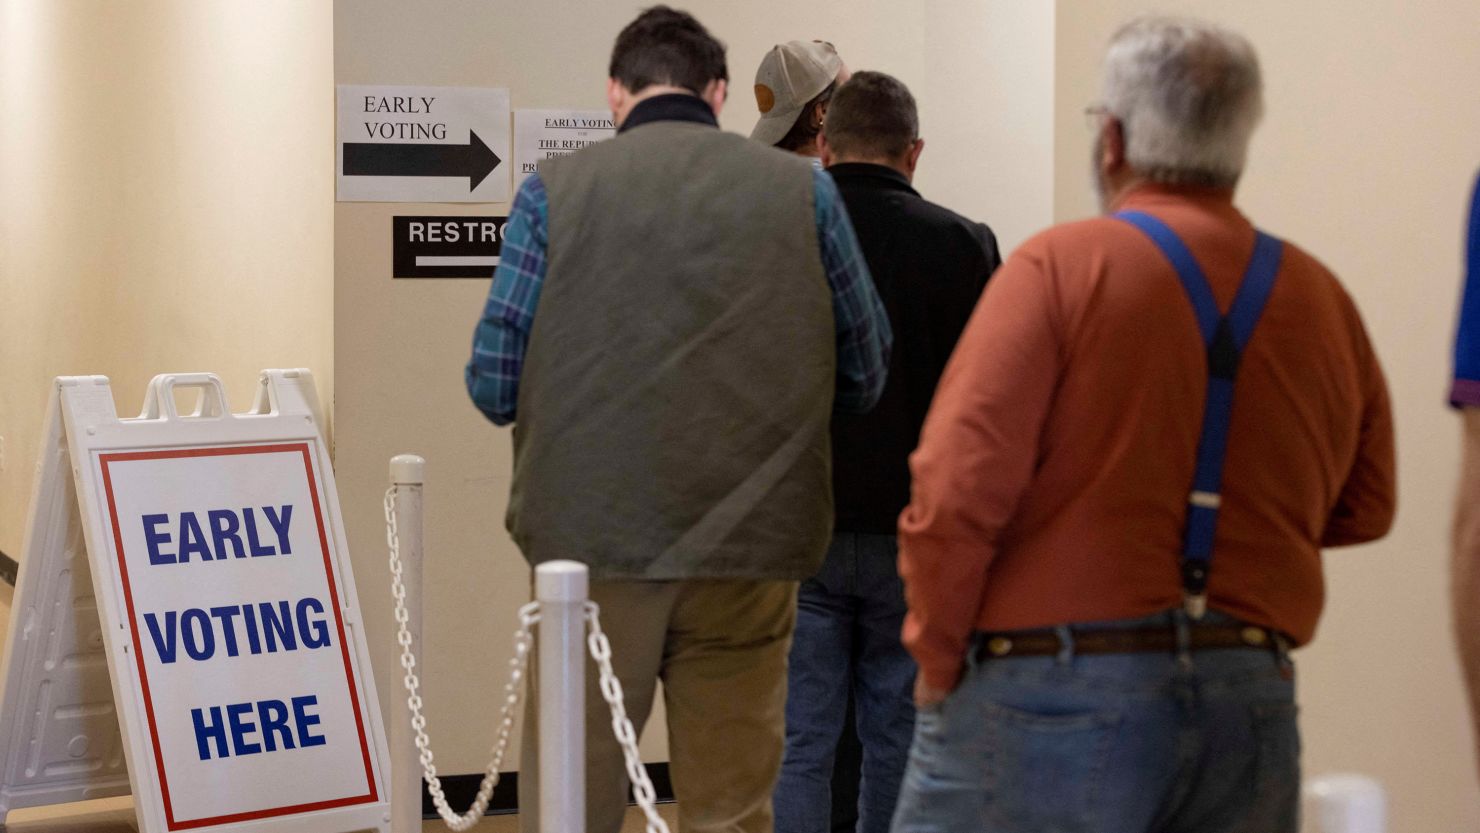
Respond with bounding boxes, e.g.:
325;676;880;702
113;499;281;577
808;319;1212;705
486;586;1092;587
537;560;588;833
1304;773;1386;833
389;454;426;833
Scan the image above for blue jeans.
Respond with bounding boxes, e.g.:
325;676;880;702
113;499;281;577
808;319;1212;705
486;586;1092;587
774;532;918;833
891;611;1300;833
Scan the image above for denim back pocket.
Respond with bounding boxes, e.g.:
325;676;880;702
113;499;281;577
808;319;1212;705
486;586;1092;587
982;701;1122;832
1246;701;1301;833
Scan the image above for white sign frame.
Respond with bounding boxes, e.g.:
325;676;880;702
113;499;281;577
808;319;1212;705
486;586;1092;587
0;371;390;833
0;379;130;820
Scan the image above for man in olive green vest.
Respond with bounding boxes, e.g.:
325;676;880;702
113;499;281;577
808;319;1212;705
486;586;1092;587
465;7;891;832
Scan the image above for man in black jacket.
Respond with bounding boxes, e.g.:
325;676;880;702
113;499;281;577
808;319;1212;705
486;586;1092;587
772;70;1000;833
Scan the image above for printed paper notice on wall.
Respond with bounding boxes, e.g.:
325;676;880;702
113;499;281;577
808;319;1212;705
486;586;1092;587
514;109;616;187
337;85;511;203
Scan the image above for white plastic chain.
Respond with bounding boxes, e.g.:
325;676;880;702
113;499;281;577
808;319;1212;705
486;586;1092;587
386;486;672;833
386;486;538;831
586;601;671;833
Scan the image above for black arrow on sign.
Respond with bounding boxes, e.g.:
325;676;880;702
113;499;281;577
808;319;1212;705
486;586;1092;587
343;131;501;191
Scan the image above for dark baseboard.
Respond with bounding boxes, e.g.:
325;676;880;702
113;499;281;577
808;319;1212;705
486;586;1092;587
422;763;674;818
0;549;16;587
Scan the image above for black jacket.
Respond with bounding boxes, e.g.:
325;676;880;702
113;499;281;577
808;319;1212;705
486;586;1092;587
828;162;1000;533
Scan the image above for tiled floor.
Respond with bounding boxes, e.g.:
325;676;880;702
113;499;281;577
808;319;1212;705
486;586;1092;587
0;582;677;832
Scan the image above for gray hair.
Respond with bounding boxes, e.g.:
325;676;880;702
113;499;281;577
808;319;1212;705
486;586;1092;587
1101;16;1263;189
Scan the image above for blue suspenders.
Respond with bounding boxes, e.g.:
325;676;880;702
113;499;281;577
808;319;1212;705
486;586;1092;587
1114;210;1285;619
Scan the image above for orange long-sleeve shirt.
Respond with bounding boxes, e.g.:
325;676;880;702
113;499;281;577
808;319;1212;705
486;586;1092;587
899;184;1396;691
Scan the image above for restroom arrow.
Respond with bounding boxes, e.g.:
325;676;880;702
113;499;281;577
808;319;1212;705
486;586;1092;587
342;131;501;191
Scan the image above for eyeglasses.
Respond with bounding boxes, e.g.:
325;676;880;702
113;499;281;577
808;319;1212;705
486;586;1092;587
1083;104;1113;130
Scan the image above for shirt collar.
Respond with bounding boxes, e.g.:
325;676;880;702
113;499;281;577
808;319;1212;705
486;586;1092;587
619;93;719;133
825;162;918;196
1111;181;1238;214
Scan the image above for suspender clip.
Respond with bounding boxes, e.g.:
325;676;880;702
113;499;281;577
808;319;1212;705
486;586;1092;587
1181;561;1209;621
1183;592;1208;620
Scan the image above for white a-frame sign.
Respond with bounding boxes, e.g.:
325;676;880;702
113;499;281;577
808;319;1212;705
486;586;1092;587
0;371;390;833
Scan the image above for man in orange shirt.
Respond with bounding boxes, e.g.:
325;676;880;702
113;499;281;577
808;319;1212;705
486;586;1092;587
891;16;1395;833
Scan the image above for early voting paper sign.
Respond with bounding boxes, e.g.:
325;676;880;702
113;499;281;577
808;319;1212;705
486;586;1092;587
98;443;375;829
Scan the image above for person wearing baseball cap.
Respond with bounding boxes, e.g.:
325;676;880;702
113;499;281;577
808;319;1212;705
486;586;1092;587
752;40;849;157
752;37;865;833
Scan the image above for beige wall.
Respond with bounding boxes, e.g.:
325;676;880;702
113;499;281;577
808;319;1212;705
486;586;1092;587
0;1;336;559
5;1;1475;825
1055;2;1480;830
333;0;1054;772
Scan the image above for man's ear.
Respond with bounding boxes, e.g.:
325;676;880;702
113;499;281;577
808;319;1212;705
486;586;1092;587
1100;117;1127;172
818;130;835;168
905;137;925;176
702;78;727;116
607;78;625;115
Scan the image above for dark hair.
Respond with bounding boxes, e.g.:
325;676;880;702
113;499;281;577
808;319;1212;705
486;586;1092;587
609;6;728;96
823;71;919;159
775;80;837;152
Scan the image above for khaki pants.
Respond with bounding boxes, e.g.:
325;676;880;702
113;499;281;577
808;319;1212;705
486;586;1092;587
518;578;798;833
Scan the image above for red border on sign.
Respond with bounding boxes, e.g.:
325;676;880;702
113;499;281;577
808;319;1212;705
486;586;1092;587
99;443;378;830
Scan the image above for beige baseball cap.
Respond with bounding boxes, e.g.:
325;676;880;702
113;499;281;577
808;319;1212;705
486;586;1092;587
750;40;844;146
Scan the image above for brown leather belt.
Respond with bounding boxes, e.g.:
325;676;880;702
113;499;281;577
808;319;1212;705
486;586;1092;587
973;622;1286;661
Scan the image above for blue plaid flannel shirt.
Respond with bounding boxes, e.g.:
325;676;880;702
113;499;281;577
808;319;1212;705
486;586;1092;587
466;169;891;425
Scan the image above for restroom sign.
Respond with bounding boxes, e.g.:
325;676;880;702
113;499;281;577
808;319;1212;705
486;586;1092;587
337;85;511;203
393;215;507;279
101;443;376;828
